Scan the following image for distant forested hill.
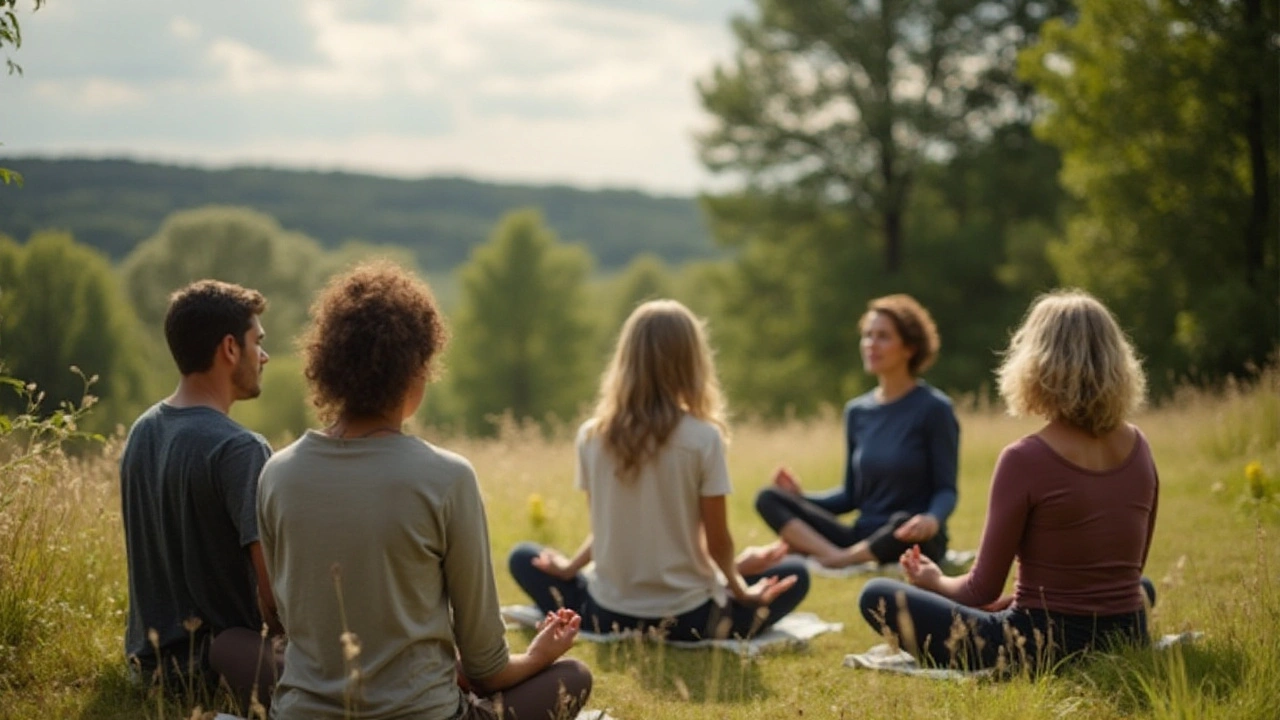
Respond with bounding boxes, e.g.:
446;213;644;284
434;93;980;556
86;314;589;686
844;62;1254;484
0;158;717;270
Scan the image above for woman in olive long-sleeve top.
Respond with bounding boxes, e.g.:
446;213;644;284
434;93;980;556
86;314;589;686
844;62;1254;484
258;263;592;719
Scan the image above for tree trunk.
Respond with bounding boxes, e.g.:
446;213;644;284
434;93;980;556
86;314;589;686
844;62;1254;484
1243;0;1269;290
877;0;902;275
880;139;903;274
884;206;903;275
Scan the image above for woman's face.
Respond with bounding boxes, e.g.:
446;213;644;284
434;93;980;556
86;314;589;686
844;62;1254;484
860;311;913;377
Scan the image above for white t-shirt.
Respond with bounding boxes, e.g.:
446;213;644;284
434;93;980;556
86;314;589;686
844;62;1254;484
577;414;732;617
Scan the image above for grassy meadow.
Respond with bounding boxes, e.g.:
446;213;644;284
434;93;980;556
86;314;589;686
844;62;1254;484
1;371;1277;719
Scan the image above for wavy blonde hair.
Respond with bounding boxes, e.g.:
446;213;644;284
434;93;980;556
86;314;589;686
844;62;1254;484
997;289;1146;436
591;299;727;479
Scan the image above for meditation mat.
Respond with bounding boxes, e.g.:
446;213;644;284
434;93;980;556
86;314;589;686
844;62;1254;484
501;605;843;658
805;548;977;579
842;642;993;681
842;631;1204;681
216;711;619;720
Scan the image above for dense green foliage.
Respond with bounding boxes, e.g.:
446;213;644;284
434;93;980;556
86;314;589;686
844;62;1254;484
0;0;1274;434
121;207;324;346
449;209;596;435
1022;0;1279;393
0;231;151;428
698;0;1071;274
0;0;40;76
117;206;423;441
0;0;43;186
695;0;1072;416
0;158;717;270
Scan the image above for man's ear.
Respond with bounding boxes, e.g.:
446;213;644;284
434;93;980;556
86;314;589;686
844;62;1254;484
217;333;241;366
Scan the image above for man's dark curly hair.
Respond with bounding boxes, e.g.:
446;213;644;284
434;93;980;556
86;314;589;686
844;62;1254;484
165;280;267;375
300;261;449;423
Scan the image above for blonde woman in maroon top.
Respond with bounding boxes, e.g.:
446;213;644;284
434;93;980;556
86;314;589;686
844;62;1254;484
858;289;1158;670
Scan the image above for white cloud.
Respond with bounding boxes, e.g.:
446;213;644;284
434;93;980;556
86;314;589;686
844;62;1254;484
31;78;146;109
4;0;752;193
169;17;201;41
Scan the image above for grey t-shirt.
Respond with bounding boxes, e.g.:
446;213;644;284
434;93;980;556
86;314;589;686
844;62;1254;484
120;402;272;674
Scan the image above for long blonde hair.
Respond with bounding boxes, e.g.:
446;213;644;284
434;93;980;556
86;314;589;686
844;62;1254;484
591;299;727;478
997;289;1146;436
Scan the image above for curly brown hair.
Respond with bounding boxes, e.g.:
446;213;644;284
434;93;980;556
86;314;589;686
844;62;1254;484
860;294;941;376
300;261;449;423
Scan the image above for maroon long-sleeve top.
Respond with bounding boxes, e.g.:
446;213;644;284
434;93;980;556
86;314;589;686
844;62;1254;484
955;430;1159;616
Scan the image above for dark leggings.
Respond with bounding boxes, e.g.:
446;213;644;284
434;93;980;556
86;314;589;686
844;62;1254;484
508;542;811;642
459;658;593;720
209;627;284;714
755;487;948;564
858;577;1156;671
132;628;282;714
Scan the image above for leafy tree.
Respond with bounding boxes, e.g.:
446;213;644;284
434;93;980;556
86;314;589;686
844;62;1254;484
693;1;1073;416
702;212;856;420
119;208;443;438
608;253;673;331
0;0;40;74
121;206;328;346
698;0;1070;274
1;0;43;186
0;231;151;427
316;240;421;285
450;209;594;435
582;253;678;374
1022;0;1279;390
0;233;18;285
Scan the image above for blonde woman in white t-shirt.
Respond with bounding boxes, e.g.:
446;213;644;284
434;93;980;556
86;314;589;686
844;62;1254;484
509;299;810;641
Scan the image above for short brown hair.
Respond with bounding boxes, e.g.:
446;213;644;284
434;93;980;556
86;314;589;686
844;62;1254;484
997;289;1145;436
860;294;940;376
164;280;267;375
300;262;448;423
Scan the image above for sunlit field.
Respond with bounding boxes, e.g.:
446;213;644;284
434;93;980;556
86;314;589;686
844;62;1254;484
1;372;1277;719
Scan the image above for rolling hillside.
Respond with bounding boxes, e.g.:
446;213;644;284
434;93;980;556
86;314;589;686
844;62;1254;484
0;158;718;270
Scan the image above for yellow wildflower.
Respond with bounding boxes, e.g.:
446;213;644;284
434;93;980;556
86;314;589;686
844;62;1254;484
1245;461;1267;500
528;493;547;528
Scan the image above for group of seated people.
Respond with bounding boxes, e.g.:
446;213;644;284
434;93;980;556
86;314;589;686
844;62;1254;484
121;264;1159;719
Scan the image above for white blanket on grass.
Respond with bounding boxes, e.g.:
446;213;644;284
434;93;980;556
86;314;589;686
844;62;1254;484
842;631;1204;681
806;548;977;579
501;605;842;658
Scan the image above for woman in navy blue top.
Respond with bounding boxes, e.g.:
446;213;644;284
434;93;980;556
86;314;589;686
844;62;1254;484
756;294;959;567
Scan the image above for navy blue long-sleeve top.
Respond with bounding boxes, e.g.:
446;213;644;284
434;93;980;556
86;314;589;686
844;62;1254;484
806;382;959;532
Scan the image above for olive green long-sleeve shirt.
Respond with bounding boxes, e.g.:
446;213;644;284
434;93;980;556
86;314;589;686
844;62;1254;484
258;431;508;719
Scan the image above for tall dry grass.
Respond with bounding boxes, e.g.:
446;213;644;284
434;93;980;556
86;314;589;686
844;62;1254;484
1;369;1277;719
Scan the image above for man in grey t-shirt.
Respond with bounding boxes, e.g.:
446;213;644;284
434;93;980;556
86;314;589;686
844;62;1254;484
120;279;281;710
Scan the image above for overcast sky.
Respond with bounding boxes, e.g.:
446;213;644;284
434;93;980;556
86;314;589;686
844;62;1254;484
2;0;750;194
